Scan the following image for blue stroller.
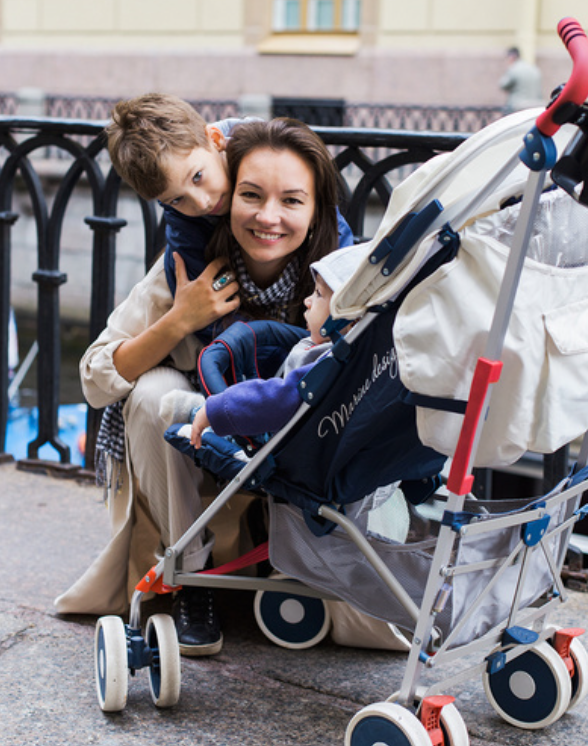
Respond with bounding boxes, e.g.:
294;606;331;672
94;18;588;745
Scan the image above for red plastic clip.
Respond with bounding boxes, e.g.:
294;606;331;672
419;695;455;746
553;627;585;678
447;357;502;496
135;567;181;595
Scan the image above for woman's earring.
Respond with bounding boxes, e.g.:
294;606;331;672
307;227;315;242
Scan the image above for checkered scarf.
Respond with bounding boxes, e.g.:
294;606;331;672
232;249;301;323
95;399;125;492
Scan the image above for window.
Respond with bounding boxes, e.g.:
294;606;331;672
273;0;360;33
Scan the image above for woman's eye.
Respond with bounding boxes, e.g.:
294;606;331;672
240;190;260;200
284;197;303;206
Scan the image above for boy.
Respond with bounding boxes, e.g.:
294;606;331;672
189;244;359;448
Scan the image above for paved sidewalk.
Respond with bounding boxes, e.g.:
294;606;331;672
1;461;587;746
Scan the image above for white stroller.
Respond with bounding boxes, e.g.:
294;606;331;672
94;17;588;746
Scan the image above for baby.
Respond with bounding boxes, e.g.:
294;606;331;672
190;244;359;447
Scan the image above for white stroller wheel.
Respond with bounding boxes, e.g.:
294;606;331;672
482;640;571;729
95;615;128;712
566;636;588;710
253;586;331;649
439;702;470;746
145;613;181;708
345;702;431;746
545;624;588;710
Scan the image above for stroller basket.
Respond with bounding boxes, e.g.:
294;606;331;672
269;481;577;649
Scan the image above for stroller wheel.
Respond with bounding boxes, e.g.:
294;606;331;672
253;586;331;649
145;614;181;708
545;625;588;710
436;702;470;746
483;640;571;729
345;702;431;746
95;615;128;712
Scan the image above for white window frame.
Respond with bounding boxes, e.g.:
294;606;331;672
272;0;359;33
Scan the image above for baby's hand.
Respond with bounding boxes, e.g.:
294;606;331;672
190;405;211;449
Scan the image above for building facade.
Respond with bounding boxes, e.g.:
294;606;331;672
0;0;582;108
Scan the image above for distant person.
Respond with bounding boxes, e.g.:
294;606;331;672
499;46;543;113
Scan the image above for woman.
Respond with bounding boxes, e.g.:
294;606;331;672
55;118;346;657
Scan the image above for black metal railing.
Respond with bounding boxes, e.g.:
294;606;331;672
0;114;569;497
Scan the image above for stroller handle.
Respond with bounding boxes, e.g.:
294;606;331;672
536;17;588;137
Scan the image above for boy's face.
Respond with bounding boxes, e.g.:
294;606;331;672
304;274;333;345
157;126;231;218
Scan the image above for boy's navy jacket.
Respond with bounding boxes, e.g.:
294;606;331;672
162;203;355;344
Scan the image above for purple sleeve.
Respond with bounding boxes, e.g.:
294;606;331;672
206;364;314;436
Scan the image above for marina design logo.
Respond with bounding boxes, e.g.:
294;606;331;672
317;344;399;438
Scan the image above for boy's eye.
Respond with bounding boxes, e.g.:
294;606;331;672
192;170;203;184
169;196;182;206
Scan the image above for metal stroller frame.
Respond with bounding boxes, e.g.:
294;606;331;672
93;17;588;745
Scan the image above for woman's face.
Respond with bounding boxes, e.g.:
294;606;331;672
230;147;316;288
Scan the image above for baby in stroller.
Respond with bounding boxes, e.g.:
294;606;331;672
188;245;358;449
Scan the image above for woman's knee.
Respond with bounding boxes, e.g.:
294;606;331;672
125;367;193;426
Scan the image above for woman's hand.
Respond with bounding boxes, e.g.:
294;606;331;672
191;404;210;448
113;255;240;384
172;254;240;336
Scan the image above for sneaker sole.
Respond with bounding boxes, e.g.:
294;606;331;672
178;634;223;657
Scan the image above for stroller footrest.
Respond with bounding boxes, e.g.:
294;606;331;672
503;625;540;647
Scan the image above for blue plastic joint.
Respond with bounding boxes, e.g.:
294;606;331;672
503;625;539;647
519;126;558;171
418;650;430;665
486;650;506;675
126;626;152;671
441;510;477;532
522;510;550;547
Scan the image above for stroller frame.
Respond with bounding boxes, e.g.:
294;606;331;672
94;17;588;745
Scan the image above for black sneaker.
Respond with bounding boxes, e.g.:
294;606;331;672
172;585;223;657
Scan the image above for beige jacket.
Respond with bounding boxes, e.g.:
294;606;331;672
54;256;202;615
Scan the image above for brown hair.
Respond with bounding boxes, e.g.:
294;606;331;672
106;93;210;201
208;117;340;324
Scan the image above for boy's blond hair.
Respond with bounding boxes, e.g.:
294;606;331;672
106;93;210;201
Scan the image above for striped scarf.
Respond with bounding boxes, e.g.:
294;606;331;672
232;249;301;323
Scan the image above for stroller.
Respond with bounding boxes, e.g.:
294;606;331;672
94;18;588;745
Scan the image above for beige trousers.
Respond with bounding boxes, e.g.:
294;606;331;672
124;366;212;573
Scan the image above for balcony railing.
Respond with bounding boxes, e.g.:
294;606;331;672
0;114;569;497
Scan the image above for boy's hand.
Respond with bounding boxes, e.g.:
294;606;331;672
191;405;211;448
173;254;240;335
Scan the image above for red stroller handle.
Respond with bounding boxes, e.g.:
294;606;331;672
536;18;588;136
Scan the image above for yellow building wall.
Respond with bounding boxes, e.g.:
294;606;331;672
2;0;585;53
1;0;246;49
